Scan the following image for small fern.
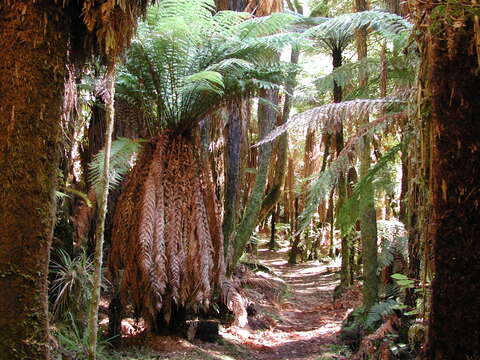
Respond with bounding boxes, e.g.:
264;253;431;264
88;137;143;196
365;299;403;327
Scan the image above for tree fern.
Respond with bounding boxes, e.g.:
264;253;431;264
117;1;304;133
88;137;143;196
337;140;406;233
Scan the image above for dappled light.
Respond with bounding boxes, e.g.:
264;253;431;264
1;0;479;359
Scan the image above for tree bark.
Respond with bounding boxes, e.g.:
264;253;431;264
419;3;480;357
356;0;378;310
332;48;351;287
0;3;67;358
223;102;244;259
87;62;116;360
228;90;276;274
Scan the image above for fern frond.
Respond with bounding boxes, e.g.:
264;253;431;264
338;140;407;233
377;220;408;270
366;299;401;327
117;2;303;132
305;10;412;41
314;57;381;92
88;137;144;196
296;113;407;233
256;94;408;146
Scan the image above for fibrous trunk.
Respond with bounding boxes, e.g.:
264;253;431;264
0;3;67;358
417;2;480;357
109;132;225;329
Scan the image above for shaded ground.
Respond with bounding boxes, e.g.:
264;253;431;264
115;239;361;360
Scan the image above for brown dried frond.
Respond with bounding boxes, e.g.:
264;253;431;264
110;132;225;325
220;279;248;327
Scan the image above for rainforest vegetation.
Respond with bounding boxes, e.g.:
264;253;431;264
0;0;479;359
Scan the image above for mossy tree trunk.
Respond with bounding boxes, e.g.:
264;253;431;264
222;102;247;260
331;47;351;288
87;62;116;360
0;2;68;358
418;2;480;357
257;2;302;224
356;0;378;310
228;89;276;274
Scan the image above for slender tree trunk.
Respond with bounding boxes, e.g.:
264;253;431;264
228;90;276;274
356;0;378;310
269;205;277;250
0;3;67;358
258;0;302;223
331;48;351;287
258;48;300;223
418;3;480;357
87;62;116;360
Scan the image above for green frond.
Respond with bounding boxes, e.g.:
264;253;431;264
365;299;401;327
314;57;381;92
293;116;407;233
116;1;303;132
377;220;408;270
338;140;406;233
235;12;299;39
305;10;412;42
88;137;144;196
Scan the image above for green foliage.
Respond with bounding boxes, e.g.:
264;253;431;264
50;250;93;323
88;137;143;196
117;0;303;132
314;57;381;93
338;140;405;234
305;10;412;43
377;220;408;271
53;313;110;360
365;299;403;327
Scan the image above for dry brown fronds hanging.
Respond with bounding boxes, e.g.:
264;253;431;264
109;132;232;327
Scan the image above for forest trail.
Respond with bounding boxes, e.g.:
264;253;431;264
198;240;361;360
131;239;361;360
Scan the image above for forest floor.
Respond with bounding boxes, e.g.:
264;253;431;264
112;237;361;360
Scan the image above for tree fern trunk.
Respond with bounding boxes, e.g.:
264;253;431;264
418;2;480;357
87;61;116;360
0;3;67;358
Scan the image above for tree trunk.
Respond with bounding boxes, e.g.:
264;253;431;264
0;3;67;359
228;90;276;274
87;62;116;360
419;3;480;357
223;102;244;259
356;0;378;310
269;205;277;250
331;48;351;287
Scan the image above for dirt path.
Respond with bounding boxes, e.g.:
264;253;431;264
125;242;359;360
215;244;360;360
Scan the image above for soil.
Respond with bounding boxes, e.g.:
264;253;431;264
118;239;361;360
